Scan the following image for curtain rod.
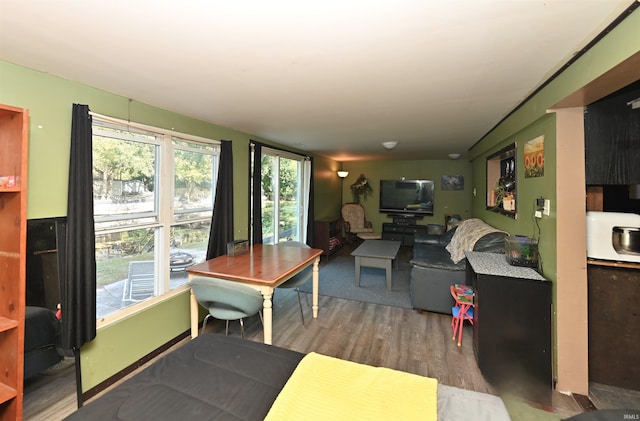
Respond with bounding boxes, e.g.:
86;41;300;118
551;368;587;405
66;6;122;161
89;111;221;145
250;139;310;160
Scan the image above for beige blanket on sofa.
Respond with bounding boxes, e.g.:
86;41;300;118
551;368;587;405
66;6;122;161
445;218;506;263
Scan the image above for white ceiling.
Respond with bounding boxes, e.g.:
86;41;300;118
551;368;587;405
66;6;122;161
0;1;634;161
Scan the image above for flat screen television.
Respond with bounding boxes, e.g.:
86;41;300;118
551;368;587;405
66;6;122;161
379;179;434;216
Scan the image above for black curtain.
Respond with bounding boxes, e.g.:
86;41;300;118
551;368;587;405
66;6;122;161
206;140;234;259
251;142;263;245
63;104;97;407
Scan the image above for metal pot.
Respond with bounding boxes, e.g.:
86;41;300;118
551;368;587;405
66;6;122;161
612;226;640;255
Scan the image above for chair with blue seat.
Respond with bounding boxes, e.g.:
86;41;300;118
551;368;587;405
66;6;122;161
450;284;474;347
190;276;263;338
277;241;313;325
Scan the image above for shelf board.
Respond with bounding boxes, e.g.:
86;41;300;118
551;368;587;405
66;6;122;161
0;382;18;405
0;316;19;333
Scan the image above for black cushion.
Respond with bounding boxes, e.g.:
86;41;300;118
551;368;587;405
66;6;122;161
410;229;506;270
473;232;507;253
414;226;457;247
410;243;465;271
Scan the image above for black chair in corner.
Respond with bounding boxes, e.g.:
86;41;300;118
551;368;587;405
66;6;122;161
276;241;313;325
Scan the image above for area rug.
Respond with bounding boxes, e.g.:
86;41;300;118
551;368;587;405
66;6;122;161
314;255;412;309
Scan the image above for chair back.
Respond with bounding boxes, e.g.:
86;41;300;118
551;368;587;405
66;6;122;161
450;285;474;319
341;203;367;231
278;240;310;248
277;241;312;287
190;276;263;320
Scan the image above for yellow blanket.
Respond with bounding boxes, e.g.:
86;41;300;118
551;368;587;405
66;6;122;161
265;352;438;421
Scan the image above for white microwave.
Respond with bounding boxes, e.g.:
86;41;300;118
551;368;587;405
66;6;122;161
586;211;640;263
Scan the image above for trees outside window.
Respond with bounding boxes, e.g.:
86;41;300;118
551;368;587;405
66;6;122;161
92;119;218;320
258;148;307;244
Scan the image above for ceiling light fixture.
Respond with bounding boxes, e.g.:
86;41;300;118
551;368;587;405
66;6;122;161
382;141;398;150
448;153;461;160
337;171;349;178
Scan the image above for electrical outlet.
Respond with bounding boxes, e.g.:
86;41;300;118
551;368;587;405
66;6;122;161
535;210;542;218
543;199;551;216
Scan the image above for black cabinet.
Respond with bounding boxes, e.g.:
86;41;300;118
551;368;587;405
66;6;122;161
585;80;640;185
466;252;552;399
381;223;427;246
588;263;640;391
314;219;342;257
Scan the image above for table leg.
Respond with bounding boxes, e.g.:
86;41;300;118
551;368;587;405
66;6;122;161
355;256;361;287
262;291;273;345
312;256;319;318
190;288;199;339
385;259;392;290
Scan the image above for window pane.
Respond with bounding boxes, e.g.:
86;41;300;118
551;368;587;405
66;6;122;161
93;128;158;228
93;119;219;321
278;157;300;243
96;228;157;319
169;222;210;290
261;155;276;244
173;145;215;218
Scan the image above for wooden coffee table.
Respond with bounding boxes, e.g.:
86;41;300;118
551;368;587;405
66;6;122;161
351;240;401;290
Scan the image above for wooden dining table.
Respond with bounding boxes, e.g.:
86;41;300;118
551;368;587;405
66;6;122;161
187;244;323;345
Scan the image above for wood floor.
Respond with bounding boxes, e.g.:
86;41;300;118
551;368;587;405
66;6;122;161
23;246;591;420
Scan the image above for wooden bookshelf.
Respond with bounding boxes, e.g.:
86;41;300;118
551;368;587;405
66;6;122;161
0;104;28;420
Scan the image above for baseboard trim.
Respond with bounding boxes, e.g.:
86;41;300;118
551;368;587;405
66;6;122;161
82;330;191;402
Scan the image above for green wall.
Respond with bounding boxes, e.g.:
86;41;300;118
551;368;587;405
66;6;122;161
471;114;557;280
468;7;640;380
312;154;344;221
469;7;640;282
340;159;473;230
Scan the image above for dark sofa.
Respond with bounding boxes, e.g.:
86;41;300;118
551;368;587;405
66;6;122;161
409;219;507;314
24;306;63;379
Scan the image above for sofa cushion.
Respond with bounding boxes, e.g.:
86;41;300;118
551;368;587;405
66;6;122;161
410;243;466;271
445;219;507;263
474;232;508;253
414;226;457;247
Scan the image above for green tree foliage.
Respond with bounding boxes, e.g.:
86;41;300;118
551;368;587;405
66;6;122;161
93;136;155;199
174;149;213;202
260;155;298;201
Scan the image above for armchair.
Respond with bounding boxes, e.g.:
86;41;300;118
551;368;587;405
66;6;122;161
341;203;373;244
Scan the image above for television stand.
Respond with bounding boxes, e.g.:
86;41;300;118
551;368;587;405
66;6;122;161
382;222;427;246
391;215;422;225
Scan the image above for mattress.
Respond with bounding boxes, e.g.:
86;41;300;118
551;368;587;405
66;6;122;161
64;334;511;421
64;334;303;420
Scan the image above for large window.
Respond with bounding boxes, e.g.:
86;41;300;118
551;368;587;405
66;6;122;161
257;147;310;245
92;117;218;321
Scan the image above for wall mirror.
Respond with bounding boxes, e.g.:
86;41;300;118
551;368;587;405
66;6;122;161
486;142;517;218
